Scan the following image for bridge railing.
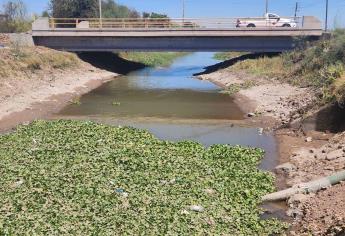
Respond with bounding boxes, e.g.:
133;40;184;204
48;17;305;30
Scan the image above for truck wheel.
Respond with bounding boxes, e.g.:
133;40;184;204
282;24;291;27
247;24;256;28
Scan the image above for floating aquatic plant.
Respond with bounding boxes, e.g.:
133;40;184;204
0;120;286;235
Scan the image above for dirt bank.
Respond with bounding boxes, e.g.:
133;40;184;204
0;67;116;131
291;181;345;235
0;34;117;131
199;66;345;235
199;69;315;126
280;130;345;235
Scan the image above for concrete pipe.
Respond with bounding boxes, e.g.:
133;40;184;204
262;170;345;202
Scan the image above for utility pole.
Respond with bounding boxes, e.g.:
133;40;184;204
99;0;103;28
325;0;329;31
265;0;268;14
294;2;299;18
182;0;185;22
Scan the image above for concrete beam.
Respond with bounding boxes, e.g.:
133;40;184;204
33;35;316;52
32;29;323;37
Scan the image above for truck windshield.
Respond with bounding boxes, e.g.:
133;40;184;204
268;14;278;19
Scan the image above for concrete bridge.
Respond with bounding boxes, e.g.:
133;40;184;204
32;17;323;52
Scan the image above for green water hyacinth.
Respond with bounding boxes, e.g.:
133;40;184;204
0;120;286;235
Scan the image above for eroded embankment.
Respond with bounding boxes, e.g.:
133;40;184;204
199;53;345;235
0;40;117;131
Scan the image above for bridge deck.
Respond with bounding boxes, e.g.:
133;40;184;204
32;28;323;37
31;17;324;52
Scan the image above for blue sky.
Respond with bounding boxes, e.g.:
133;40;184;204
1;0;344;28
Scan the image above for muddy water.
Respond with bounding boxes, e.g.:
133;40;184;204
58;52;278;170
61;52;243;120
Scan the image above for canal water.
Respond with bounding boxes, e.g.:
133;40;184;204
58;52;278;170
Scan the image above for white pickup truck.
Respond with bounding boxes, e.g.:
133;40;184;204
236;13;298;28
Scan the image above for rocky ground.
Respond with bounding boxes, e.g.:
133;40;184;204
276;131;345;235
291;182;345;236
200;67;345;235
0;34;10;46
279;132;345;187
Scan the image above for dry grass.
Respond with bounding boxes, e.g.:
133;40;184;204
228;56;288;79
0;45;80;79
0;20;32;33
220;30;345;104
213;52;246;61
332;74;345;105
118;52;188;67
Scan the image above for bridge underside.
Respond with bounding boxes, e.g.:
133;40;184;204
33;35;319;52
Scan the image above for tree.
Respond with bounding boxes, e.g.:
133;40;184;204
142;12;168;19
2;0;27;21
0;0;30;33
149;13;168;19
41;10;50;17
101;0;140;18
142;12;150;18
50;0;98;18
50;0;140;19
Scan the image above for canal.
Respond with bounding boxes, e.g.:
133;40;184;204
57;52;278;170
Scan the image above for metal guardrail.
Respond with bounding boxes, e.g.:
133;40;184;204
48;17;304;30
